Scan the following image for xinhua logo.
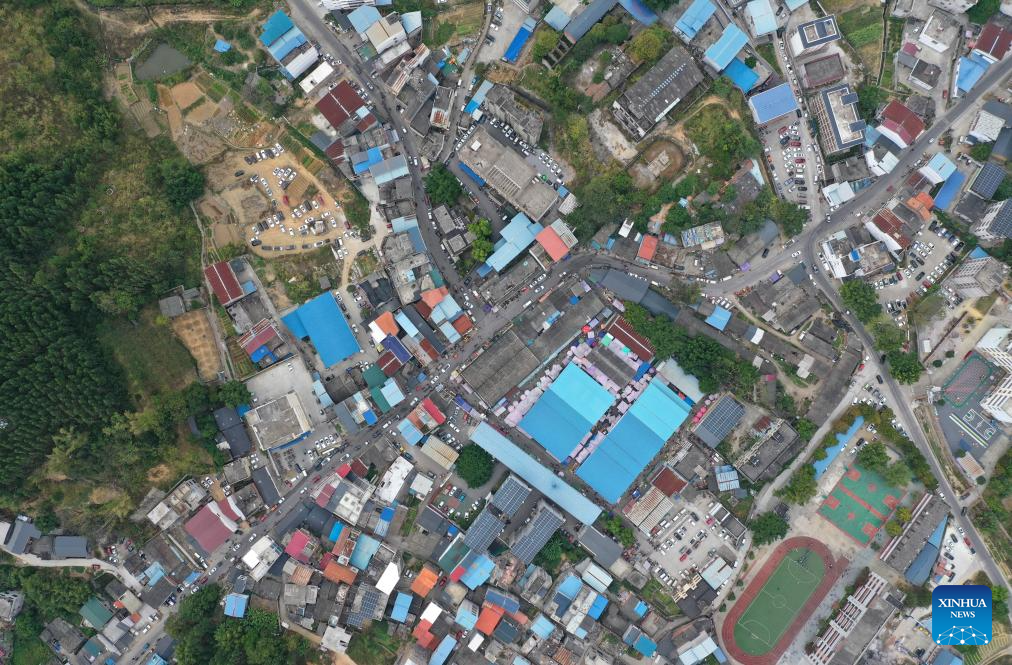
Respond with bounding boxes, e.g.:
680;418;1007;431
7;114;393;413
933;585;992;646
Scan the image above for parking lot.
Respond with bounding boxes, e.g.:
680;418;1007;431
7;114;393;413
872;225;964;323
476;1;520;64
647;494;739;587
760;118;819;208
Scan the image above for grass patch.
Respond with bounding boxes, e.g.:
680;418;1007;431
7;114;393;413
974;292;999;315
401;503;419;536
97;307;197;403
346;621;403;665
641;578;682;619
839;6;884;70
757;43;781;76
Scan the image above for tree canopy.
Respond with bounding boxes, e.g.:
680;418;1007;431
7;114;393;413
686;105;760;180
627;25;668;64
776;464;818;505
886;350;924;384
839;280;882;322
424;165;463;207
750;512;789;546
468;219;494;263
154;158;206;210
456;444;495;487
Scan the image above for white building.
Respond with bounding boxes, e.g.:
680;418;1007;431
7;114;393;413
376;456;413;504
320;0;376;9
976;326;1012;423
947;254;1009;297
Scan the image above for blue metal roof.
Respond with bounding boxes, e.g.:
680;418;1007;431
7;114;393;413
926;153;957;181
401;10;422;35
934;171;966;210
223;593;249;618
465;80;494;115
705;305;732;331
455;602;479;629
724;57;759;92
268;27;307;62
557;573;583;598
281;292;361;367
634;635;657;657
785;0;808;9
618;0;657;25
746;0;777;36
634;600;649;616
390;592;412;622
904;543;939;586
519;364;615;461
588;594;608;619
214;39;232;53
430;635;457;665
704;23;747;70
674;0;716;40
348;5;382;34
486;213;544;273
576;378;692;503
328;521;344;542
260;10;294;46
458;161;486;186
970;246;989;259
471;422;602;525
460;553;495;589
565;0;618;41
531;614;555;638
544;5;572;31
927;514;948;548
749;83;799;124
398;419;424;445
350;534;381;570
382;335;412;362
958;53;991;94
505;18;538;64
486;589;521;613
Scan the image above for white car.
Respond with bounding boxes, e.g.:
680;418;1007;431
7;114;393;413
791;251;801;258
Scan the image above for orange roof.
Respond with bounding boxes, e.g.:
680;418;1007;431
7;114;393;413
413;619;438;649
322;561;358;585
420;287;449;308
637;235;658;261
373;311;399;337
476;604;504;635
411;564;439;597
908;192;934;220
452;316;474;334
535;227;570;262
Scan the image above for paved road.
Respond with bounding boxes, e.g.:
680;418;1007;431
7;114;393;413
705;55;1012;616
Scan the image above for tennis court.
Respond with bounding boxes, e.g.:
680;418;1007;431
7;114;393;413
732;547;826;656
818;465;903;544
942;354;991;407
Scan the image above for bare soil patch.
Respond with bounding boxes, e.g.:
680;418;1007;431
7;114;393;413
171;81;203;109
171;309;223;381
630;139;685;189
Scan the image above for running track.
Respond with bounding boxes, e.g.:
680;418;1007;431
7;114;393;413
720;536;848;665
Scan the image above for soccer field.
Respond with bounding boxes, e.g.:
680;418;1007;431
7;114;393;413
732;548;826;656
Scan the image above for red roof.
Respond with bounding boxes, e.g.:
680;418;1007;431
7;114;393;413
184;505;233;553
373;311;399;337
316;483;336;507
356;114;377;132
901;42;917;56
284;529;312;563
606;316;656;361
315;81;365;129
421;397;446;425
872;209;912;249
204;260;244;306
415;300;433;318
377;351;404;377
238;318;279;356
879;100;924;146
977;23;1012;60
324;141;345;162
350;459;368;477
216;498;241;522
419;339;439;364
535;227;570;262
476;605;504;634
421;287;449;308
651;466;687;496
323;561;358;585
452;315;474;334
413;620;438;649
637;235;659;261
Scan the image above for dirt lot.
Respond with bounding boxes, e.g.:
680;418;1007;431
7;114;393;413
588;109;638;164
171;81;203;109
630;139;685;189
171;309;223;381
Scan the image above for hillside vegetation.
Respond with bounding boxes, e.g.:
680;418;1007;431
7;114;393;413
0;1;212;535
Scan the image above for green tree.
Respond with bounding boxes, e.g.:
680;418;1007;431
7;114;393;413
871;320;906;353
455;444;495;487
686;106;760;180
467;218;494;262
776;465;818;505
895;506;912;523
533;533;564;572
886;350;924;384
424;165;463;207
796;418;817;441
970;142;994;161
157;158;206;210
770;198;807;236
856;84;886;122
628;25;667;63
840;280;882;322
855;440;890;473
662;204;691;234
885;520;903;537
883;462;912;487
216;380;251;408
530;28;560;60
750;512;789;546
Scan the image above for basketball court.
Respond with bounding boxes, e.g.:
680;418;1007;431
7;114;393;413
938;354;1003;451
818;465;902;545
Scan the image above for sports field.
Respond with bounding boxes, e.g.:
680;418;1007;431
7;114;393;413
732;548;826;656
818;464;903;544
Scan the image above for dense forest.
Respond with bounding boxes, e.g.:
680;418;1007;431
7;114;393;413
0;1;210;532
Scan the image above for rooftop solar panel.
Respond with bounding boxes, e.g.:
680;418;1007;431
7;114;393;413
491;476;532;517
464;509;505;552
